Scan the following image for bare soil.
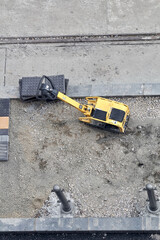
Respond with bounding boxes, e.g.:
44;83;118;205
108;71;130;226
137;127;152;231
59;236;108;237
0;97;160;218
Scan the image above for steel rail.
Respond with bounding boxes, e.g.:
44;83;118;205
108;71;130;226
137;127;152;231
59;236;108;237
0;33;160;45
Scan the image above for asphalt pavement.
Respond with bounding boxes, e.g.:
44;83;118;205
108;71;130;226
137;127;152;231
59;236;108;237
0;232;157;240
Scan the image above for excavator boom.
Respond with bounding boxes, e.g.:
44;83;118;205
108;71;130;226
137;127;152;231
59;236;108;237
57;92;88;113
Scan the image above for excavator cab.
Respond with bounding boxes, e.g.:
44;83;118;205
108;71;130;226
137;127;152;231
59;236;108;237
79;97;130;133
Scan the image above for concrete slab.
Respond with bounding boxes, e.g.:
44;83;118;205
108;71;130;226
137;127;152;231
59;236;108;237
36;218;89;231
144;83;160;96
0;86;19;99
91;83;144;97
1;43;160;98
0;0;108;37
6;43;160;86
67;85;92;97
0;0;160;37
0;48;6;86
107;0;160;34
0;219;35;231
0;217;160;232
88;217;142;231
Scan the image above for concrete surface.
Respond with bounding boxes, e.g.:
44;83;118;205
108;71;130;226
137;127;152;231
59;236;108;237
0;216;160;232
107;0;160;34
14;82;160;99
0;0;160;37
0;48;6;86
1;42;160;98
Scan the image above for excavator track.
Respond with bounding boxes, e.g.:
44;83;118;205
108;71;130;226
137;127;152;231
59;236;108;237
87;120;121;133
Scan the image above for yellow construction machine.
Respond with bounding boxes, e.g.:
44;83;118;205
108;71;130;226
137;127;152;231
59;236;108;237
37;76;130;133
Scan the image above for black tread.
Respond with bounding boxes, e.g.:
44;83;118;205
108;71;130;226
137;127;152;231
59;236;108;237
0;129;8;135
0;141;8;161
0;99;10;117
19;75;68;101
86;121;120;133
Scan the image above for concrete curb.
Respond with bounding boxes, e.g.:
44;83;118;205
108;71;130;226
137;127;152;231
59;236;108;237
67;83;160;98
0;217;160;232
1;83;160;99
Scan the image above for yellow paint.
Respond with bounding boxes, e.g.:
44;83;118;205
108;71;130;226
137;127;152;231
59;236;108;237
0;117;9;129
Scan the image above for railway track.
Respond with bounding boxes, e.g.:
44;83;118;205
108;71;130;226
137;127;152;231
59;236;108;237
0;33;160;45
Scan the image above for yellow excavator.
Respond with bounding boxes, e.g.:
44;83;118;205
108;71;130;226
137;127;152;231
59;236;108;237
37;76;130;133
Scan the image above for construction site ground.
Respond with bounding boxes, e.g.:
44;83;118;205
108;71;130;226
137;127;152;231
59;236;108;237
1;4;160;239
0;96;160;218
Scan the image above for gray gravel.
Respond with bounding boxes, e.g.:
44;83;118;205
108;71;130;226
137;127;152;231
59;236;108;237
0;97;160;218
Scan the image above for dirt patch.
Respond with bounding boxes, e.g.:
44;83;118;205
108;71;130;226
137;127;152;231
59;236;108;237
0;97;160;217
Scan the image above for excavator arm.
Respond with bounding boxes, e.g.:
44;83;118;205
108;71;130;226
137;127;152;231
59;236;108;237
39;79;93;116
57;91;93;116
